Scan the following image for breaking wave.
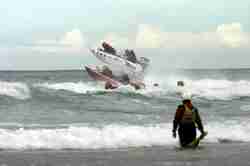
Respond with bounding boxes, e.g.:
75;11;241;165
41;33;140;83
35;81;105;94
182;79;250;100
0;120;249;150
0;124;171;150
2;78;250;101
143;75;250;100
0;81;30;100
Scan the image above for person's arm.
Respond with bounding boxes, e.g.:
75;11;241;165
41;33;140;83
194;108;205;133
172;105;183;137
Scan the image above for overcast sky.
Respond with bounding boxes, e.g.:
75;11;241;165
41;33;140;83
1;0;250;70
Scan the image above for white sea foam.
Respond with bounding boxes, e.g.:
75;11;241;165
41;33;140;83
35;81;105;94
0;121;249;150
185;79;250;100
33;76;250;101
0;81;30;100
0;124;173;150
206;120;250;143
141;75;250;100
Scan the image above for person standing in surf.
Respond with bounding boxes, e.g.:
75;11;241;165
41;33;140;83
172;99;207;147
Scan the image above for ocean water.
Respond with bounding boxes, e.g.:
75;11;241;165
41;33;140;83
1;69;250;150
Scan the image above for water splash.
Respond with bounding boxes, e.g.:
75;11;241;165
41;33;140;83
0;81;30;100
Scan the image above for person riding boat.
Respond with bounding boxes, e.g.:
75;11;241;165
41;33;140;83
102;42;116;55
124;49;137;63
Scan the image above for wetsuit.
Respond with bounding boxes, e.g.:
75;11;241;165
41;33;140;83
173;104;204;147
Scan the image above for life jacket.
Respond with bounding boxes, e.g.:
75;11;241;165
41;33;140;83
181;105;196;123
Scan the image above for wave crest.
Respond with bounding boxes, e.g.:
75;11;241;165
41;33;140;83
35;82;104;94
5;78;250;101
0;81;30;100
0;124;171;150
144;76;250;100
0;121;250;150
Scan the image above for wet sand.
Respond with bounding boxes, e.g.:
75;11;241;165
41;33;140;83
0;143;250;166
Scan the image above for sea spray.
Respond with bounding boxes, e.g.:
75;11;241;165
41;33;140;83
0;81;30;100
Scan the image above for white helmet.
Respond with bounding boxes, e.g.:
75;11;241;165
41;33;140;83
181;92;192;100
